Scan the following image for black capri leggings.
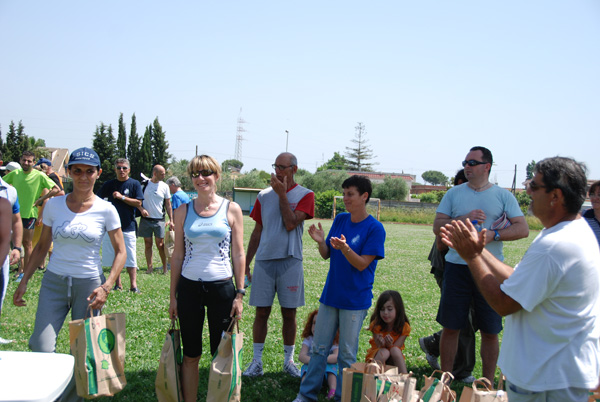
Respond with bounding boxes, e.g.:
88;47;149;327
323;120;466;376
177;276;235;358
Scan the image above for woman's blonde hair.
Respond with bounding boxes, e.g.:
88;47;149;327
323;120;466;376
187;155;222;179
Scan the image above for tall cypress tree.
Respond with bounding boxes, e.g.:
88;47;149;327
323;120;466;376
5;120;27;162
139;125;153;179
92;122;117;188
0;125;5;161
127;113;142;182
151;117;170;168
117;112;127;158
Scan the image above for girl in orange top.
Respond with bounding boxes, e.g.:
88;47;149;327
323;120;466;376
365;290;411;373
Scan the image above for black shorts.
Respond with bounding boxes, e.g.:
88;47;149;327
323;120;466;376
22;217;36;230
177;276;235;357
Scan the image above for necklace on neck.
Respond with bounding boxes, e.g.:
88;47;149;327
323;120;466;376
197;199;213;211
72;194;94;205
468;182;491;192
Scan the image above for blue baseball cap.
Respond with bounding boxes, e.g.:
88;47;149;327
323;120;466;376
35;157;52;167
68;147;101;167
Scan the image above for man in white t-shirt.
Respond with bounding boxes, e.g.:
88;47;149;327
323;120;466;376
138;165;173;274
440;156;600;402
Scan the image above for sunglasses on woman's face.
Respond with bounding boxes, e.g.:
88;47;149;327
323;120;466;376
191;170;215;178
462;159;488;167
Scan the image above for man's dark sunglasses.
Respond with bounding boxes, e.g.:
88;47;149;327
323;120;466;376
115;166;129;170
191;170;215;178
462;160;489;167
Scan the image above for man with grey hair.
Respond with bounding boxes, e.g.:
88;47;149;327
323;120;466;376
243;152;315;378
441;156;600;401
166;176;190;211
97;158;144;292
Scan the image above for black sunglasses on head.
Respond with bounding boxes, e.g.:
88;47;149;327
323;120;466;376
462;160;489;167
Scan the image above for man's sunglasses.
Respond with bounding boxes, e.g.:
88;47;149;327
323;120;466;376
462;160;489;167
115;166;129;170
191;170;215;178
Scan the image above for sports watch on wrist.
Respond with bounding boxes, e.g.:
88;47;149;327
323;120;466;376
12;246;23;253
494;230;501;241
236;288;246;296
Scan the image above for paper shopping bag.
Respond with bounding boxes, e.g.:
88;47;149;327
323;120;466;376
69;310;126;399
341;360;398;402
155;319;183;402
419;370;456;402
374;374;419;402
206;318;243;402
164;229;176;262
459;376;507;402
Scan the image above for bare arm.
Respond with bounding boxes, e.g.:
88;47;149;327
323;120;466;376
298;343;311;365
9;211;23;265
169;206;186;319
0;200;11;265
308;223;330;260
440;219;523;316
228;202;246;318
87;228;126;310
13;224;54;306
112;190;142;208
331;234;376;272
434;210;488;235
34;184;60;207
165;198;174;230
245;223;262;282
271;174;309;231
327;346;339;364
489;215;529;242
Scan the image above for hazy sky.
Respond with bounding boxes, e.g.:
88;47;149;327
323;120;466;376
1;1;599;187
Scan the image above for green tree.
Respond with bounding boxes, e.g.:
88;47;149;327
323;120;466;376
26;136;49;160
222;159;244;172
168;158;192;191
116;112;127;158
5;120;27;162
151;117;170;168
373;176;409;200
526;160;536;180
421;170;449;185
301;170;347;193
515;190;531;214
314;189;344;218
127;113;142;182
235;170;269;189
92;122;117;188
417;190;447;203
0;125;4;159
317;152;350;171
139;125;153;178
345;122;376;172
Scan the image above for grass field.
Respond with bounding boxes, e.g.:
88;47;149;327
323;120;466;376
1;217;536;401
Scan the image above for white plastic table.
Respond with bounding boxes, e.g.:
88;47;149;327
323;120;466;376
0;351;74;402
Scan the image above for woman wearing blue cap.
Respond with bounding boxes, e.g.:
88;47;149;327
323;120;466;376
13;147;126;402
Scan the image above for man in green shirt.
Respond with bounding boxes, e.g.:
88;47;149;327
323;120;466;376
4;151;60;280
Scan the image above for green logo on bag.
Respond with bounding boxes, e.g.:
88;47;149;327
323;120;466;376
98;329;115;354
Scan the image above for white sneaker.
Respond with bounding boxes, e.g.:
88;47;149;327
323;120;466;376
283;360;301;378
0;337;13;345
242;359;264;377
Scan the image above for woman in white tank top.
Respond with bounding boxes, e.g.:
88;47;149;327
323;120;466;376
168;155;246;402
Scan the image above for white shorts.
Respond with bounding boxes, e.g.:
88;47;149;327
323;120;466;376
102;231;138;268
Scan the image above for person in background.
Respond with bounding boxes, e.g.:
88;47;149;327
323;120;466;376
169;155;245;402
293;175;386;402
166;176;191;211
3;151;60;282
583;181;600;247
97;158;144;293
433;146;529;382
298;309;338;400
0;150;22;344
419;168;476;383
366;290;410;373
440;156;600;402
138;164;173;274
243;152;314;378
13;147;126;402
